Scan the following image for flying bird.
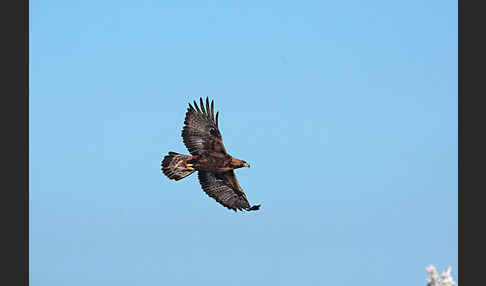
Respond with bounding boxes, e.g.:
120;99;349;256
161;97;260;212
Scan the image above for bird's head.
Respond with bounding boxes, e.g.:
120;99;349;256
232;158;250;169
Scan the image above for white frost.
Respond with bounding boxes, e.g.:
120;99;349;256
426;265;457;286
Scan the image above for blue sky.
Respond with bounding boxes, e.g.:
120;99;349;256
30;1;457;285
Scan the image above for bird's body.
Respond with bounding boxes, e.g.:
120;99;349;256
161;97;260;212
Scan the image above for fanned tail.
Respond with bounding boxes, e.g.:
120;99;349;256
161;152;195;181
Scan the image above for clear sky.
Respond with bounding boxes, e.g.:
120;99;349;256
30;1;457;285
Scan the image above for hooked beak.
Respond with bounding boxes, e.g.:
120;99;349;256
243;162;250;168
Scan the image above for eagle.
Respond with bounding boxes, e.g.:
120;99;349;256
161;97;260;212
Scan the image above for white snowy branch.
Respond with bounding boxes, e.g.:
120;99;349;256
426;265;457;286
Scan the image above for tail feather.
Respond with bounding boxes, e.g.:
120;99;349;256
161;152;195;181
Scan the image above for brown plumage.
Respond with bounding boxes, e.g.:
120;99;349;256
161;97;260;212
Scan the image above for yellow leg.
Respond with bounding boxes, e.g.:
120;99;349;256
185;163;194;170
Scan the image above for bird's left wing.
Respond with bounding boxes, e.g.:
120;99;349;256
197;170;260;212
182;97;226;156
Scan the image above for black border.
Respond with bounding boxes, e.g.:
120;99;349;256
3;0;28;285
457;0;461;284
459;0;483;284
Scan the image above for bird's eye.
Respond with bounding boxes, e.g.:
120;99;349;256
209;127;219;136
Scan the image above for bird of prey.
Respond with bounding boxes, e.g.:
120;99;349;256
161;97;260;212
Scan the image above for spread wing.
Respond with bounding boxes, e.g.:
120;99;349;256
197;171;260;212
182;97;226;156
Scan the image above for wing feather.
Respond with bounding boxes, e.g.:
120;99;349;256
182;97;225;155
210;100;214;120
197;171;260;212
199;98;206;115
193;100;201;112
206;97;211;118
